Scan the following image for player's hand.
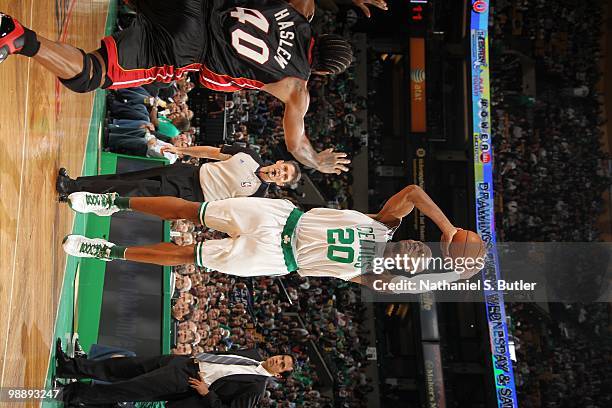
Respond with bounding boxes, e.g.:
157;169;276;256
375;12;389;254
352;0;388;18
189;377;210;396
316;148;350;174
440;227;461;259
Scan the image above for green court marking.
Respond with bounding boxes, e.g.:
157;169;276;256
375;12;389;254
97;152;173;354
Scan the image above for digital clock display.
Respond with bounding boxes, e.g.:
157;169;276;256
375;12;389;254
410;0;427;22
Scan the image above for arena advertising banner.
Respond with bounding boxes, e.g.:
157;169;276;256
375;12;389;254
422;342;446;408
470;1;519;407
410;37;427;133
419;291;440;341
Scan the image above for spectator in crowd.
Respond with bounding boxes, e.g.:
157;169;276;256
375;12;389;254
104;125;184;163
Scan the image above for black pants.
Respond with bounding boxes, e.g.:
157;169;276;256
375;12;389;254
103;0;208;90
62;355;198;404
106;133;148;157
73;163;205;201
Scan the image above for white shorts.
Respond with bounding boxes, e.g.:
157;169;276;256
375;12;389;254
194;197;296;277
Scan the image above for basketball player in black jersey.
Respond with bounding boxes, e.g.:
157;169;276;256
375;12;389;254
0;0;387;174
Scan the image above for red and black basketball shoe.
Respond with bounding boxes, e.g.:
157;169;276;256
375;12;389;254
0;13;26;63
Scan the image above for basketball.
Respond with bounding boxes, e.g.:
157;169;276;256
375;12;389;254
448;230;485;260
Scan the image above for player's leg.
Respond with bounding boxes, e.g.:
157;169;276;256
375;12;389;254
1;2;203;93
67;194;291;236
62;234;195;266
124;242;195;266
194;235;288;277
66;193;202;223
64;194;205;266
0;13;103;89
34;37;107;90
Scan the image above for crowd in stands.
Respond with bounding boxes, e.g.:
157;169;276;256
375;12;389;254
491;0;609;242
509;303;611;407
492;1;611;406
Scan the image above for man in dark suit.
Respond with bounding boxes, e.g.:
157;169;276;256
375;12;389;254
54;339;294;408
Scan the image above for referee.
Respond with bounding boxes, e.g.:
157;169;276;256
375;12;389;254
56;144;301;202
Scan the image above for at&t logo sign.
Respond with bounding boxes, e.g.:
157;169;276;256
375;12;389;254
473;0;487;13
478;132;491;163
480;152;491;164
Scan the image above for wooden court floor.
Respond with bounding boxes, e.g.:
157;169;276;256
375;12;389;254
0;1;108;405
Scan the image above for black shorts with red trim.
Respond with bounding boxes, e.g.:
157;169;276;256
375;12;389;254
103;0;208;89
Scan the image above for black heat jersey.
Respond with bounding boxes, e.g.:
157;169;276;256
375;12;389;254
202;0;314;91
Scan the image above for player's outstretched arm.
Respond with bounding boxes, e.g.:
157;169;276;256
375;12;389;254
161;145;231;160
371;184;457;239
287;0;316;21
288;0;387;19
352;0;388;18
263;78;350;174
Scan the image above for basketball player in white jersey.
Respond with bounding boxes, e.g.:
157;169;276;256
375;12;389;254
62;184;481;290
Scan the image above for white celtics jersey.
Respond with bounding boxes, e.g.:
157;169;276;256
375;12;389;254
198;147;268;201
295;208;395;281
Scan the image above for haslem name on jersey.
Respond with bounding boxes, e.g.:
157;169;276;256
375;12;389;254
273;8;296;70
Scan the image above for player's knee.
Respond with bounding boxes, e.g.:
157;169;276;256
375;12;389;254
177;201;200;222
175;244;196;265
156;244;194;266
58;49;107;93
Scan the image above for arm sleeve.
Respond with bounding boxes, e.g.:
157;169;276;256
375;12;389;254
220;144;264;165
